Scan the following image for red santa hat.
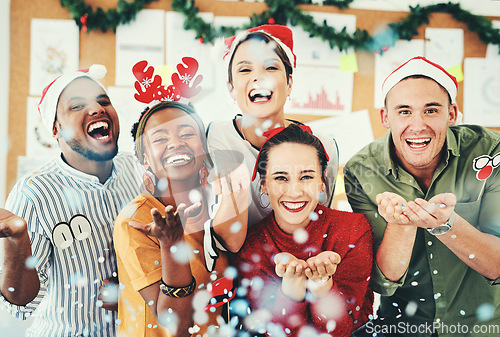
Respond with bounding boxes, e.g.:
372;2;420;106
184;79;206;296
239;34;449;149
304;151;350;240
222;24;297;68
382;56;458;103
38;64;108;131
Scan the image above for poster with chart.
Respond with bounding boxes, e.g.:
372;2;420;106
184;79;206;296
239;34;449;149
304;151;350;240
29;19;79;96
286;65;353;116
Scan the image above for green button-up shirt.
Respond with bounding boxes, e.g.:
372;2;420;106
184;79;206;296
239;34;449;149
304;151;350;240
344;125;500;337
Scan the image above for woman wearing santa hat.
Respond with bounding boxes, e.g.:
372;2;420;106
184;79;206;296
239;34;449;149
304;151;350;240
207;24;340;229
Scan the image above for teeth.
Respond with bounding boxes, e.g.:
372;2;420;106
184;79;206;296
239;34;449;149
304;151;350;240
166;154;192;164
88;121;109;133
407;138;430;148
250;88;272;102
251;88;271;97
283;202;306;210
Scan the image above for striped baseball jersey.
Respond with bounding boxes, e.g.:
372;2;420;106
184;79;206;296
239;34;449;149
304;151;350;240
0;153;140;337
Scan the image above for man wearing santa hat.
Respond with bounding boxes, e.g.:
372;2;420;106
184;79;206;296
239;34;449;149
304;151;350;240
0;66;140;337
345;56;500;337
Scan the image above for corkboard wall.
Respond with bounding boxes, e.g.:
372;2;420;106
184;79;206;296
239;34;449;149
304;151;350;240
7;0;500;199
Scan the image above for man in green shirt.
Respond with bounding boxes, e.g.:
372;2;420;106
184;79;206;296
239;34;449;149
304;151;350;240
345;56;500;337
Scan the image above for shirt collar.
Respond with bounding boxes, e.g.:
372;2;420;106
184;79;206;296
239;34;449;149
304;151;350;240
57;153;116;185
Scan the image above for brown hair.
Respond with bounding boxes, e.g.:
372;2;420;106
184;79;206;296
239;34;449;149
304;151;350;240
227;31;293;87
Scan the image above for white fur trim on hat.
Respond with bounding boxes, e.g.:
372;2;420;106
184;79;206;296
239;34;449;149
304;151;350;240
38;65;108;132
382;56;458;104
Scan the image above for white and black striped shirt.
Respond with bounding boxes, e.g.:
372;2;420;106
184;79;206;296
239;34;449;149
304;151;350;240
1;154;140;337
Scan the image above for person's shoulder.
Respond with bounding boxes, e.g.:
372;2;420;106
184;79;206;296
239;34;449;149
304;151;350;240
113;153;137;170
345;135;386;170
11;159;61;191
114;194;149;230
452;124;500;146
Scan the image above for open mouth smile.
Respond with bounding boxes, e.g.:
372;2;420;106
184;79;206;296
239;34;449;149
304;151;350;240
405;138;431;149
164;153;194;166
249;88;272;103
282;201;307;212
87;121;110;140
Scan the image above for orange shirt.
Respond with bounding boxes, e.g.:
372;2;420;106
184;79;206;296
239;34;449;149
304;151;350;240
114;193;229;337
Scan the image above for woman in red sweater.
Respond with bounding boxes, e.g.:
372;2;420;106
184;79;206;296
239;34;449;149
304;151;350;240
232;124;373;336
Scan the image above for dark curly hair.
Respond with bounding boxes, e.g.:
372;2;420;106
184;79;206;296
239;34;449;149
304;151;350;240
227;31;293;87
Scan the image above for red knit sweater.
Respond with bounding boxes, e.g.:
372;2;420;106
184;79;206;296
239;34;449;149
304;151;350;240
232;204;374;336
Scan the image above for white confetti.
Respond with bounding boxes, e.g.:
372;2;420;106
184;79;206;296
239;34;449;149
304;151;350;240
309;212;319;221
25;256;38;269
8;287;14;292
262;119;273;129
469;254;475;259
97;257;105;263
476;303;495;321
230;221;242;233
188;189;202;204
170;242;193;264
405;301;418;317
157;178;168;191
293;228;308;244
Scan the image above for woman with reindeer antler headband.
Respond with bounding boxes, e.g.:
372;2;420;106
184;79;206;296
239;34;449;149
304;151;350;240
207;24;340;227
113;58;250;337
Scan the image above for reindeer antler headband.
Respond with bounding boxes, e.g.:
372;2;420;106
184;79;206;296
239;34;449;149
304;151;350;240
132;57;204;163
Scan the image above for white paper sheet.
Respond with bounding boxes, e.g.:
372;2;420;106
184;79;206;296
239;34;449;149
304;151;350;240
107;86;147;154
25;97;59;159
374;39;425;108
306;110;374;164
290;12;356;67
486;21;500;60
286;65;353;116
424;28;463;68
115;9;165;87
463;58;500;127
29;19;79;96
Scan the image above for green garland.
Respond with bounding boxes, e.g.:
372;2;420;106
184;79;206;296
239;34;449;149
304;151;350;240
60;0;500;53
59;0;158;32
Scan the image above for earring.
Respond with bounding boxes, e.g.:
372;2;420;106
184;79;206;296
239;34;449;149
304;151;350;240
259;192;270;209
143;170;156;195
200;164;209;189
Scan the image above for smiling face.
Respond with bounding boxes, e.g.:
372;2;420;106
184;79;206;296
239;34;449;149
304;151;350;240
228;38;292;120
55;77;119;162
142;108;206;184
261;143;325;233
381;77;457;177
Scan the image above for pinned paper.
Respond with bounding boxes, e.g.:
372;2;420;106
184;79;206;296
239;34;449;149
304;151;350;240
446;64;463;82
155;64;175;86
339;53;358;73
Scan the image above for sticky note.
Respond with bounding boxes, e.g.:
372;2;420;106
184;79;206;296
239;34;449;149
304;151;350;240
446;64;463;82
339;53;358;73
155;64;175;86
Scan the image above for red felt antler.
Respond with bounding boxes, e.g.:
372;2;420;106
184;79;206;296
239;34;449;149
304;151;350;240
132;58;202;104
171;57;203;99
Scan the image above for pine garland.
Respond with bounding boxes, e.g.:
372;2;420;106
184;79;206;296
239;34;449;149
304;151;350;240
59;0;159;32
59;0;500;52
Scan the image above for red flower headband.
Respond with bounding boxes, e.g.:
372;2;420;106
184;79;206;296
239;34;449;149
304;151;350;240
251;125;330;181
132;57;203;105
